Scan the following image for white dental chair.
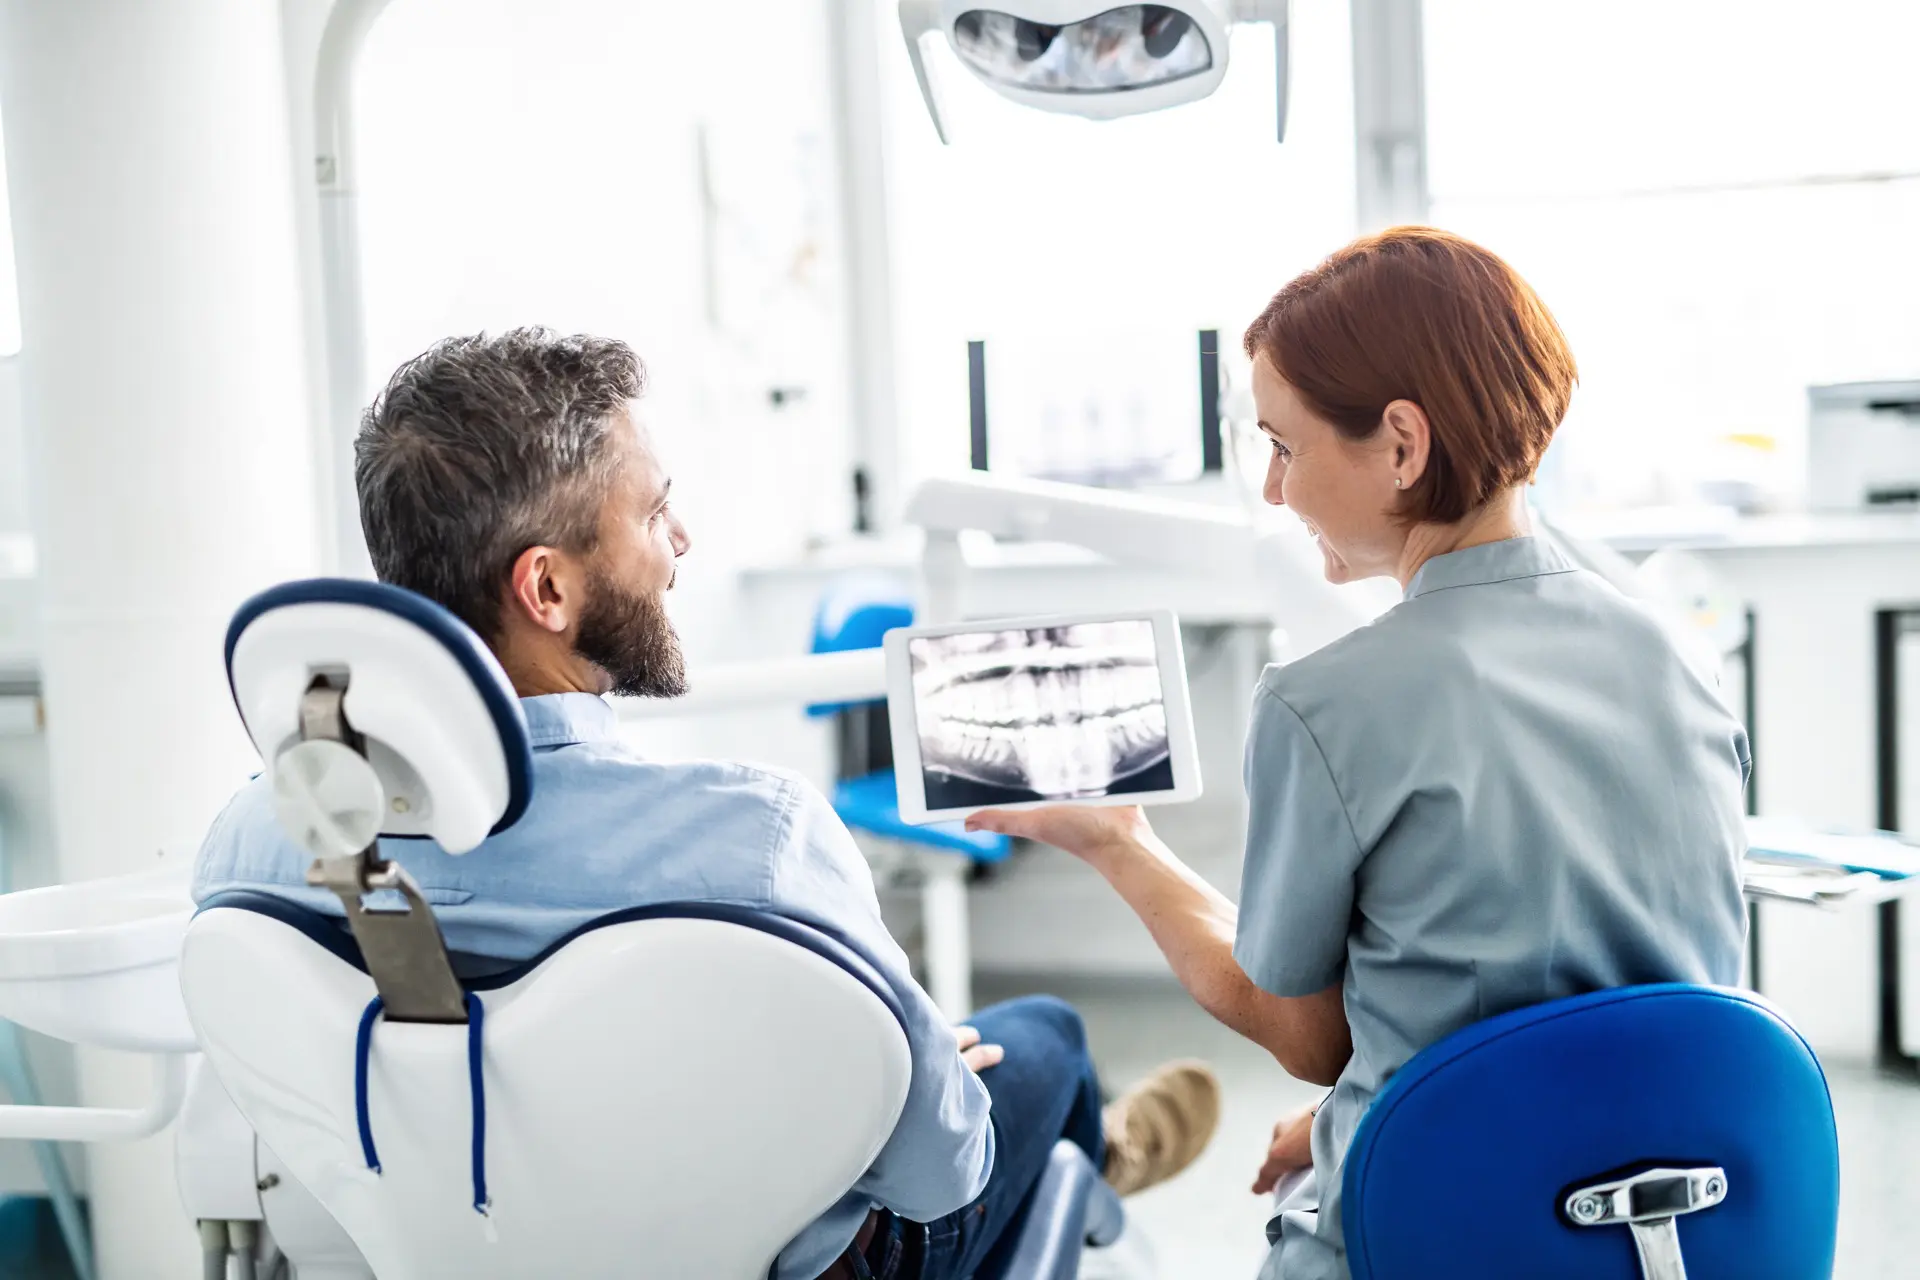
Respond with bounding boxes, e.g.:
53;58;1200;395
181;579;1122;1280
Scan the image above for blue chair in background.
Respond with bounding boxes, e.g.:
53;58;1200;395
808;580;1010;1018
0;813;92;1280
1343;983;1839;1280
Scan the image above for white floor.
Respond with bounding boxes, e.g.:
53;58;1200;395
976;976;1920;1280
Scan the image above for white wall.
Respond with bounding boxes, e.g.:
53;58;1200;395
1694;541;1920;1060
1425;0;1920;510
353;0;856;568
345;0;863;764
878;0;1358;490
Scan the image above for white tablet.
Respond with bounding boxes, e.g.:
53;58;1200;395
884;609;1203;824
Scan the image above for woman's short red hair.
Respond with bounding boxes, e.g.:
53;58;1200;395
1243;226;1577;525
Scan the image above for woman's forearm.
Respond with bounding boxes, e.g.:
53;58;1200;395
1086;831;1248;1020
1088;831;1352;1085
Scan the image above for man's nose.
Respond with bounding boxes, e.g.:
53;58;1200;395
669;514;691;556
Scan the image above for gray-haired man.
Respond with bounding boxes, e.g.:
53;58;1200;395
195;328;1219;1280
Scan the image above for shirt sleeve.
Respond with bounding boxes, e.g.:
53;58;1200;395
1232;682;1367;998
769;778;995;1222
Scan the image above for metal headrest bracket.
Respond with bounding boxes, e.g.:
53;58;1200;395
1565;1165;1728;1280
293;676;467;1023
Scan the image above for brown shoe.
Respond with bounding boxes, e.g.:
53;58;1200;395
1101;1059;1221;1196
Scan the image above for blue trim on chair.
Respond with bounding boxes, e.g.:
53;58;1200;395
460;902;910;1035
194;892;910;1037
354;995;386;1174
224;578;534;836
350;992;491;1218
200;890;367;969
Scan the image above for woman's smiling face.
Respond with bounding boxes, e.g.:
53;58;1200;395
1250;353;1403;585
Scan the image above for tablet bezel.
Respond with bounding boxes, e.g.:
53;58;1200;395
884;608;1203;825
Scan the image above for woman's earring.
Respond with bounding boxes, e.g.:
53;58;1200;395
1394;477;1403;489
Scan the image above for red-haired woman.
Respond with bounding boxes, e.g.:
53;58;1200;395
970;228;1750;1279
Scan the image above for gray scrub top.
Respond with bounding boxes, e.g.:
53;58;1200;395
1233;536;1750;1280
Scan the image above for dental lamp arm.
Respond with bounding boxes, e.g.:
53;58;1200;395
1234;0;1292;142
965;806;1352;1085
899;0;951;144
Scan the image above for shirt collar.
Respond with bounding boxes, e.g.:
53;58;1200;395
1403;535;1578;601
521;692;621;748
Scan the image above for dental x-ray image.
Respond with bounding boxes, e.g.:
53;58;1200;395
908;619;1173;811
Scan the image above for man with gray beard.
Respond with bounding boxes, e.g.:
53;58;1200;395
194;328;1218;1280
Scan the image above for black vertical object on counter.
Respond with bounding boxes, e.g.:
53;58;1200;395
968;340;989;472
1875;607;1920;1076
1199;329;1223;473
851;467;872;534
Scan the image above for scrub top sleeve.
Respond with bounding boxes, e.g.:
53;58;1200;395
1233;682;1366;998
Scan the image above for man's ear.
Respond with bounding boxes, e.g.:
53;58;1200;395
505;545;576;635
1380;399;1432;485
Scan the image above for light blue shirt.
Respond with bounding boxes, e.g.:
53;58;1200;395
1233;536;1750;1280
194;693;995;1280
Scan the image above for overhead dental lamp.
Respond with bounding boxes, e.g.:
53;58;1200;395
898;0;1290;143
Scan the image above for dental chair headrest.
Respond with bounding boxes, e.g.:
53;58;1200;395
226;579;534;854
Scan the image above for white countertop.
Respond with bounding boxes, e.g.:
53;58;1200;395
1554;506;1920;554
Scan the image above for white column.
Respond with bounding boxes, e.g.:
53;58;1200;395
825;0;905;534
1350;0;1430;230
0;2;319;1277
919;855;973;1020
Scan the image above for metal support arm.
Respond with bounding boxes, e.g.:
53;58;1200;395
297;681;466;1023
1566;1166;1728;1280
0;1053;189;1143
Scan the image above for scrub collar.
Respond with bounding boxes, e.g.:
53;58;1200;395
520;692;621;748
1403;535;1578;601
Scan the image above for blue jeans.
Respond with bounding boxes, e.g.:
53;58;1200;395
848;994;1107;1280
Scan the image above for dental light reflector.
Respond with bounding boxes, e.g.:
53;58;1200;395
900;0;1289;143
951;6;1213;94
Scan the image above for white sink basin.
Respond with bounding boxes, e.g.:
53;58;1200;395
0;866;196;1053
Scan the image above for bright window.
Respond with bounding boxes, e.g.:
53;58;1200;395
1425;0;1920;511
879;0;1357;489
354;0;854;568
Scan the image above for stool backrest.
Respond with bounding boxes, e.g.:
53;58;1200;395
1342;983;1838;1280
181;897;912;1280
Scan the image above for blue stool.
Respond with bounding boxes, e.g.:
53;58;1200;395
1343;983;1838;1280
808;581;1010;1018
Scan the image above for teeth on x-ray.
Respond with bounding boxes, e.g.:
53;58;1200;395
912;623;1171;797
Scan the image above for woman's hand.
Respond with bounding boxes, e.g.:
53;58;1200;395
965;804;1155;866
1251;1103;1318;1195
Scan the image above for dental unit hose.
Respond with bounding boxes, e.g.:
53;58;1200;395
230;1219;260;1280
197;1220;228;1280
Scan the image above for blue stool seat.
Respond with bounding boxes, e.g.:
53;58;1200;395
1342;983;1838;1280
832;773;1012;862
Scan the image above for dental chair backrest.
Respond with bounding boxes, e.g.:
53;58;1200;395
181;580;913;1279
1342;983;1839;1280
